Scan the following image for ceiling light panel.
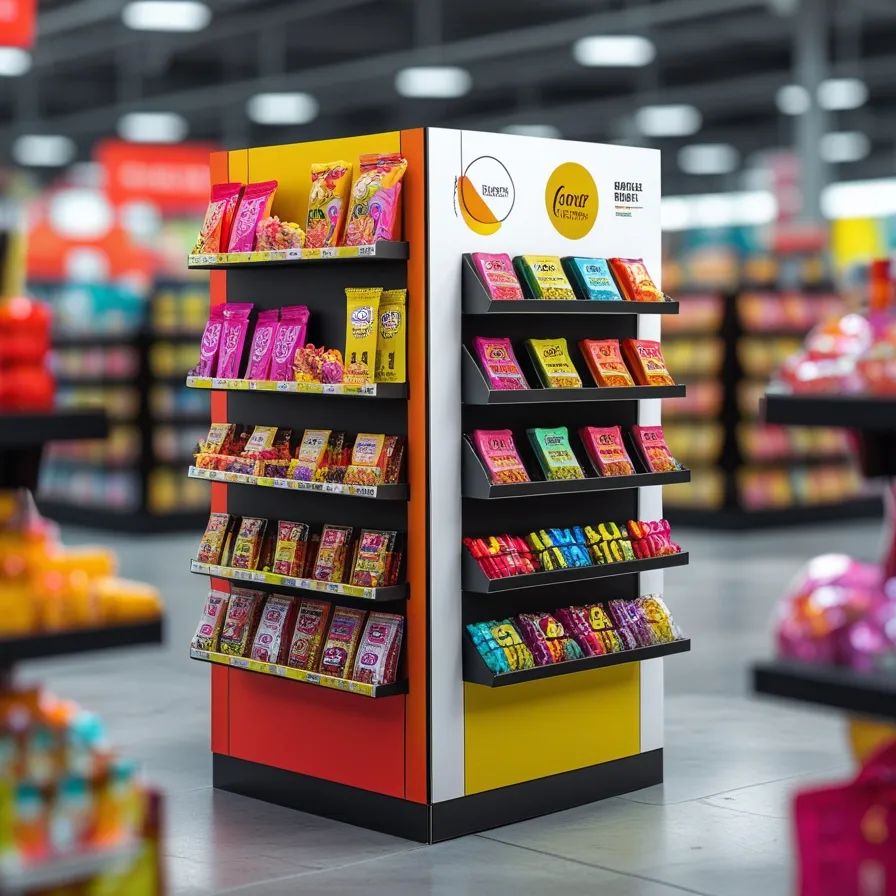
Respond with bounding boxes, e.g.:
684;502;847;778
635;104;702;137
117;112;189;143
394;66;472;99
122;1;211;32
572;35;656;67
246;93;319;125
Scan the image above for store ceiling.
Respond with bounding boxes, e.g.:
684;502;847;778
2;0;896;194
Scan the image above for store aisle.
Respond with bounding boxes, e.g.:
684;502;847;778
22;521;878;896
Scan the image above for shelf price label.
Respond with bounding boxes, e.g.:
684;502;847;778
232;658;250;669
353;486;376;498
280;577;297;588
357;245;376;257
275;381;292;392
321;247;337;259
305;673;320;684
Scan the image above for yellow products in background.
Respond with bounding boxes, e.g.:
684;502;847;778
344;288;382;385
375;289;407;384
664;469;725;509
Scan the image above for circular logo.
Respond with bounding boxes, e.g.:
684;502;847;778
545;162;598;239
457;156;515;236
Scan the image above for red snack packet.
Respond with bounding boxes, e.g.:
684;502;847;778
216;303;254;379
320;607;366;678
579;339;635;387
250;594;297;665
197;512;231;564
219;588;263;656
580;425;636;476
269;305;309;382
227;180;278;253
608;257;665;302
244;309;279;380
352;612;404;685
286;598;332;670
622;339;675;386
631;425;683;473
192;305;226;377
193;182;244;254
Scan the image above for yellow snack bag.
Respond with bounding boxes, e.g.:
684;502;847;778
513;255;577;300
525;338;583;389
344;288;382;385
305;161;352;249
375;289;407;384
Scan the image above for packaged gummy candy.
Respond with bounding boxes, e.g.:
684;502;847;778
352;612;405;685
608;257;665;302
320;607;366;679
472;336;528;390
286;598;332;671
344;154;408;246
525;338;583;389
471;429;530;485
515;612;584;665
631;425;684;473
513;255;577;300
580;425;637;476
472;252;524;301
227;181;277;253
305;161;352;248
622;339;675;386
562;257;624;301
579;339;635;388
527;427;585;481
193;183;243;254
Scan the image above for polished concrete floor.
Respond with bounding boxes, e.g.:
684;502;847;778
21;520;883;895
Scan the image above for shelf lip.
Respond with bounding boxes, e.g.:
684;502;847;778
0;619;163;665
0;841;142;892
187;241;409;269
185;376;407;399
187;465;408;501
190;648;407;697
763;392;896;432
0;411;109;447
189;560;407;601
463;636;691;687
462;551;689;593
752;659;896;722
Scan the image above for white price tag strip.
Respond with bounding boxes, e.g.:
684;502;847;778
188;466;385;499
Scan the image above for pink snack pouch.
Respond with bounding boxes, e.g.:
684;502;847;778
193;183;244;254
227;180;278;253
250;594;296;665
269;305;310;382
632;424;683;474
579;425;636;476
215;303;254;379
472;429;530;485
351;612;404;685
244;309;279;380
193;305;226;376
472;336;528;390
472;253;524;301
368;183;402;243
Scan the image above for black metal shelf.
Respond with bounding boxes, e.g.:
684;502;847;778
763;393;896;432
187;240;409;269
463;550;689;593
463;633;691;686
752;660;896;722
0;411;108;447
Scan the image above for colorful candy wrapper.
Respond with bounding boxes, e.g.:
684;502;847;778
344;153;408;246
383;435;405;484
467;622;512;674
352;612;404;684
218;588;263;657
471;429;530;485
527;426;584;481
255;216;304;251
344;433;386;486
230;517;266;570
583;603;627;653
562;257;624;301
243;309;279;380
632;425;683;473
216;303;254;379
350;529;395;588
344;288;382;384
608;599;655;648
525;337;583;388
580;425;636;476
579;339;635;388
489;619;536;671
472;336;528;390
191;590;230;652
515;612;584;665
555;606;606;657
374;289;407;384
269;305;309;382
513;255;577;300
250;594;297;664
623;339;675;387
636;594;682;644
472;252;524;301
608;257;665;302
193;182;244;254
197;512;231;564
287;599;331;670
292;429;331;482
312;525;353;583
192;306;226;377
320;607;366;678
306;161;352;248
227;180;278;253
197;423;235;458
271;521;310;576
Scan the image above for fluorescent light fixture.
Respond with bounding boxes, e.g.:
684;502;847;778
634;104;701;137
12;135;76;167
776;84;810;115
661;190;777;231
394;66;472;99
822;178;896;220
820;131;870;164
501;124;562;139
122;0;211;31
0;48;31;77
246;92;319;125
818;77;868;111
678;143;739;175
572;35;655;67
117;111;188;143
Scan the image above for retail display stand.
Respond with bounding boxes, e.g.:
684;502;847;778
193;128;690;842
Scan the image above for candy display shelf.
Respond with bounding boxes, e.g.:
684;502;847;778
763;393;896;430
185;375;407;399
0;410;108;447
187;240;409;268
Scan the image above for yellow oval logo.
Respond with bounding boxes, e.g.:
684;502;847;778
545;162;598;239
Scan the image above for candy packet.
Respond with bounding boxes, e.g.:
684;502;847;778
344;153;408;246
579;338;636;388
352;613;404;684
320;607;366;678
608;257;665;302
193;183;244;254
191;590;230;652
515;612;584;665
287;598;332;671
244;309;279;380
472;252;524;301
525;338;583;388
344;288;382;384
255;216;304;251
382;435;405;484
230;517;267;570
561;257;624;301
293;343;344;384
227;180;278;253
580;425;637;476
636;594;682;644
192;306;226;377
350;529;395;588
631;425;684;473
472;336;528;390
216;303;254;379
271;521;310;577
526;427;585;480
197;423;235;457
583;604;626;653
513;255;577;300
622;339;675;386
554;606;606;657
374;289;407;384
269;305;309;382
197;512;231;564
343;433;386;486
312;525;353;583
250;594;297;664
219;588;263;657
305;161;352;248
291;429;331;482
471;429;530;485
477;619;535;673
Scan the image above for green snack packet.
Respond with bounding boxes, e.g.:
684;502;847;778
526;426;585;481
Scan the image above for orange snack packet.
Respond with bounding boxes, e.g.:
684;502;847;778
608;258;665;302
622;339;675;386
193;183;244;254
305;161;352;248
579;339;636;387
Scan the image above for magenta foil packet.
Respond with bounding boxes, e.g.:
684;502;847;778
215;303;254;379
368;183;402;243
269;305;310;382
192;306;226;376
472;336;528;390
244;309;279;380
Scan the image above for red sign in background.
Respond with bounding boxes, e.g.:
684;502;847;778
0;0;36;49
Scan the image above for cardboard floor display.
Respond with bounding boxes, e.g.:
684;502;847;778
187;128;689;842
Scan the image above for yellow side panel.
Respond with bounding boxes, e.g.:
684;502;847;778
246;133;401;230
464;665;640;795
228;148;249;185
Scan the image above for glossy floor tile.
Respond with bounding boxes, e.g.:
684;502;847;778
20;519;879;895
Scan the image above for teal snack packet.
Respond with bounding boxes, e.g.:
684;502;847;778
562;257;624;301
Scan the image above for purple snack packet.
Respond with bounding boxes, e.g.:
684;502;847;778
472;336;528;390
215;303;254;379
269;305;309;382
244;309;279;380
192;305;226;376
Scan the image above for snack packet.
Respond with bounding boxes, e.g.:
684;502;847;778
216;303;254;379
255;217;304;251
344;288;382;384
218;588;263;656
352;613;404;685
637;594;682;644
583;603;626;653
269;305;309;382
472;336;528;390
230;517;266;570
579;338;635;388
513;255;577;300
554;606;606;657
622;339;675;386
320;607;366;678
192;306;226;377
350;529;395;588
191;590;230;652
527;427;584;480
632;425;684;473
382;435;405;484
287;598;332;671
471;429;530;485
312;525;353;583
580;425;637;476
197;423;235;457
561;257;624;301
343;433;386;486
227;180;278;253
525;338;583;388
344;153;408;246
305;161;352;248
515;612;585;665
271;521;310;577
374;289;407;384
244;309;279;380
193;183;244;254
291;429;331;482
197;512;231;564
250;594;297;664
472;252;524;301
608;257;665;302
293;343;344;384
